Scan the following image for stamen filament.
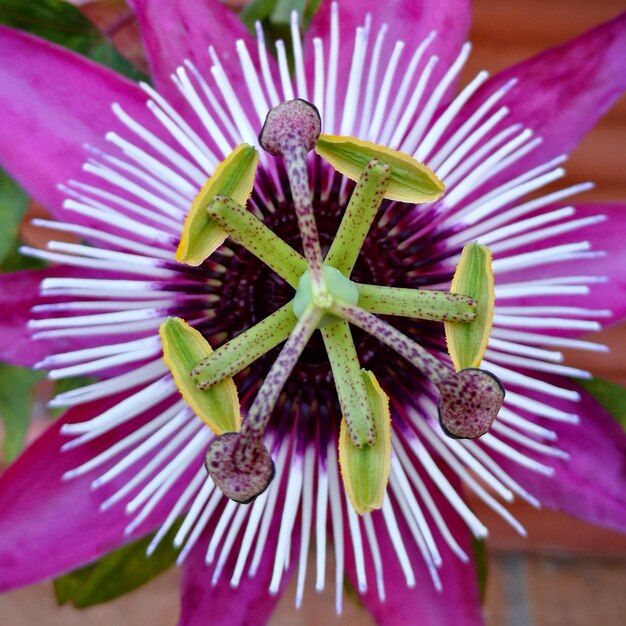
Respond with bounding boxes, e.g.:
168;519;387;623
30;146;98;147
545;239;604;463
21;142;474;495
193;302;298;389
321;321;375;447
258;99;325;291
240;304;323;449
207;196;307;289
357;284;477;322
324;160;390;276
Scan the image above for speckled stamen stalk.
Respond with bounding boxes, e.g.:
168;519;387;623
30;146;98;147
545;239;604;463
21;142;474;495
357;284;477;322
207;195;306;289
332;301;505;439
205;305;322;502
322;321;375;447
333;301;451;382
193;302;297;389
324;160;391;276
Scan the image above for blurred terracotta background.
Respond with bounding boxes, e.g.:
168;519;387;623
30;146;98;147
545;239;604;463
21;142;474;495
1;0;626;624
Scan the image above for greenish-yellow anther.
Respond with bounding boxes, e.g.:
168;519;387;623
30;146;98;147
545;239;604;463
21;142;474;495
444;242;495;370
315;134;444;203
338;370;391;514
160;317;240;434
176;144;259;266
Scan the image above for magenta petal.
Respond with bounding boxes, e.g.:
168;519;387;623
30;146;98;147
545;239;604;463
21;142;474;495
0;27;159;219
495;203;626;325
179;505;297;626
306;0;471;117
129;0;256;110
0;393;184;590
346;489;483;624
0;266;168;368
496;382;626;533
471;12;626;174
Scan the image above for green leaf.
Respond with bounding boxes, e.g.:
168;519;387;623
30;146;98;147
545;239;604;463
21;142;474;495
0;238;47;272
51;375;98;418
0;0;148;82
578;377;626;428
269;0;307;25
0;362;46;463
54;523;182;608
241;0;319;28
0;169;28;266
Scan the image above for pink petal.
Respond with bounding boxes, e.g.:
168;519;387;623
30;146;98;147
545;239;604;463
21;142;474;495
129;0;257;112
457;11;626;180
0;393;188;590
179;500;297;626
494;382;626;533
494;203;626;325
346;479;483;625
0;27;162;220
307;0;471;119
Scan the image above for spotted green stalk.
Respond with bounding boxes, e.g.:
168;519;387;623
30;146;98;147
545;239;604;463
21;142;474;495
207;196;306;289
193;302;298;389
357;284;477;322
322;321;375;447
333;301;451;383
324;160;391;276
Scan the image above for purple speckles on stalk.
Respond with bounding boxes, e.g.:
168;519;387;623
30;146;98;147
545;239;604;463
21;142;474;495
207;306;321;503
334;301;504;440
437;368;505;439
334;302;451;383
240;306;321;442
259;100;325;282
205;433;275;504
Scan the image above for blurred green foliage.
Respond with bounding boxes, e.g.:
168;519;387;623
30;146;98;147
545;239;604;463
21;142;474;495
241;0;322;68
579;377;626;428
0;0;147;81
0;363;46;463
54;522;182;608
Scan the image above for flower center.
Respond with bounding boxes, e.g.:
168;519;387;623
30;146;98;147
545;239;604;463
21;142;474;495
293;266;359;327
161;99;504;511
